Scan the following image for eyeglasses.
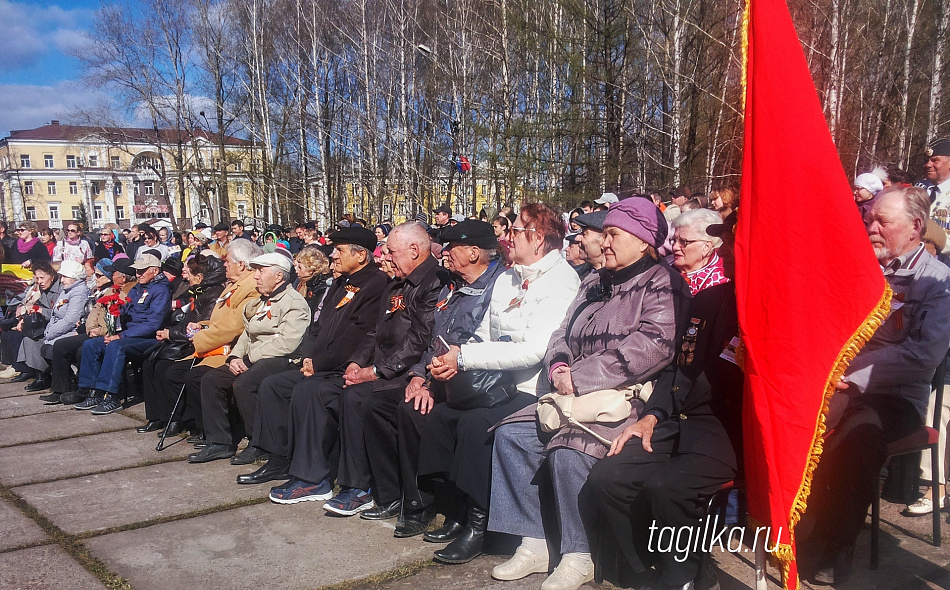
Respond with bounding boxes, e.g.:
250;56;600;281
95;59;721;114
67;228;80;233
510;226;537;235
668;236;703;248
16;228;27;232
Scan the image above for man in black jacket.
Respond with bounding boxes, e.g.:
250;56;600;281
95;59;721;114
238;226;388;503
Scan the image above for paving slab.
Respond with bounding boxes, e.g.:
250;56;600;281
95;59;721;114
0;499;47;551
118;400;148;421
84;501;437;590
14;457;270;535
0;386;36;399
0;394;73;419
0;544;106;589
0;429;193;487
0;410;138;448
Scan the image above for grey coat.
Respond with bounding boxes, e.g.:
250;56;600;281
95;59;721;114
44;279;90;344
502;258;690;459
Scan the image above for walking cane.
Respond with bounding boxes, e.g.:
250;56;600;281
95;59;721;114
156;356;199;452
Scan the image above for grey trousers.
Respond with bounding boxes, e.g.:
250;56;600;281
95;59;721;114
488;420;598;554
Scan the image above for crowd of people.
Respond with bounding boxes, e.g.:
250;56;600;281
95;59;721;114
1;137;950;590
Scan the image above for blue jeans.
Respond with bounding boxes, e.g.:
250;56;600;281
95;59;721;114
77;336;158;395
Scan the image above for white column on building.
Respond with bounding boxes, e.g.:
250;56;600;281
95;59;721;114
127;178;138;227
10;181;23;224
104;178;117;225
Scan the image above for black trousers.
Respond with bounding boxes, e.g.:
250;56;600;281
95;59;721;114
588;447;735;587
254;370;344;485
200;357;295;446
185;364;215;430
143;357;197;422
338;381;392;491
797;394;921;558
1;329;28;373
417;392;537;509
50;334;88;394
363;388;435;511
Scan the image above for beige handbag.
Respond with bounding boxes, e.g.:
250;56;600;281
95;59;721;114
536;381;654;444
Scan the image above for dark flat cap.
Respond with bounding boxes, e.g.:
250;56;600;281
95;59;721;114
328;226;377;251
304;221;317;230
194;222;209;230
137;223;152;232
573;210;609;232
433;204;452;215
213;222;229;231
161;257;183;276
439;219;497;249
565;233;582;245
927;138;950;157
112;258;135;276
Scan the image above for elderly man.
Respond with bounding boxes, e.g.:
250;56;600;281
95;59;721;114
919;138;950;253
360;220;507;537
72;254;172;414
242;227;388;502
209;222;231;258
798;185;950;585
574;210;608;271
188;250;310;463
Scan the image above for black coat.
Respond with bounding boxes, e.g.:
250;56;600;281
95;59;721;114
8;239;51;265
301;263;389;374
645;282;743;472
167;259;228;341
370;256;442;389
94;241;125;262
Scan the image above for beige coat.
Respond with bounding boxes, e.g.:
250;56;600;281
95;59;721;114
230;283;310;364
86;282;135;335
190;272;259;368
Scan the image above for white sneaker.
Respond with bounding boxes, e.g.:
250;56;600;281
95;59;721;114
903;495;946;516
0;366;18;379
540;553;594;590
492;545;550;581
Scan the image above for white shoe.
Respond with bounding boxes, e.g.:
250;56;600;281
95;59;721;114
492;545;550;581
540;553;594;590
903;495;946;516
0;366;18;379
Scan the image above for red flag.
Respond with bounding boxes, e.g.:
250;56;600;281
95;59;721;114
735;0;890;587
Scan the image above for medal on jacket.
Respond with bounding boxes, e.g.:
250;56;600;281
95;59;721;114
336;285;360;308
678;317;703;366
217;289;235;307
436;284;455;311
138;290;149;304
387;294;406;314
508;279;529;309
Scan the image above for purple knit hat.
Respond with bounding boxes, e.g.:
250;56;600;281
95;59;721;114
603;197;668;248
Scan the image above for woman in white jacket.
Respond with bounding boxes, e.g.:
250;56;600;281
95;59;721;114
418;203;580;565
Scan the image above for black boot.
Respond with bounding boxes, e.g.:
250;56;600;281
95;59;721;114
433;502;487;564
424;518;465;543
26;372;51;392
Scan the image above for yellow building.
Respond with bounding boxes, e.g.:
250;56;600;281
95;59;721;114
0;121;263;230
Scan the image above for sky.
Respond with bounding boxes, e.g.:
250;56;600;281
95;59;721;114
0;0;121;137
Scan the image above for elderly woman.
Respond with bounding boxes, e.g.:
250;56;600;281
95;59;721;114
8;222;52;268
139;254;228;435
488;197;689;590
668;209;729;295
587;212;741;590
417;203;580;564
292;244;332;318
23;261;90;394
0;260;62;383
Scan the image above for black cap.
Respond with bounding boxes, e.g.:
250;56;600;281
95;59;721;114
927;138;950;158
439;219;497;249
573;210;609;232
706;210;738;238
213;222;229;232
161;257;183;276
304;221;317;230
565;232;582;245
137;223;152;233
328;226;377;252
194;222;209;230
433;204;452;215
112;258;135;276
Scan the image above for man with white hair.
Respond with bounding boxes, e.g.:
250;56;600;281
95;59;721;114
188;250;310;463
798;185;950;585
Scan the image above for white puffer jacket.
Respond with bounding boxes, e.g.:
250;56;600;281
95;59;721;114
460;249;580;395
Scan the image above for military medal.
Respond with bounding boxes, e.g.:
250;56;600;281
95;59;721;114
678;317;703;365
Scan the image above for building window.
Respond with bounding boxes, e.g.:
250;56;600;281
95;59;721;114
160;184;166;196
88;154;99;167
94;205;103;220
144;182;154;195
114;182;122;196
197;156;205;169
236;200;247;218
20;155;31;168
69;181;78;195
25;206;36;220
44;154;54;168
49;204;60;220
236;183;245;195
23;181;33;195
110;155;120;169
71;206;81;219
255;202;264;217
235;161;242;172
116;206;125;220
66;155;77;169
91;181;101;195
47;181;56;195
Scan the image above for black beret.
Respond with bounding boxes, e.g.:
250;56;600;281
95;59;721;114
213;222;229;231
328;226;377;252
439;219;497;249
573;210;609;232
927;138;950;157
162;257;184;276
